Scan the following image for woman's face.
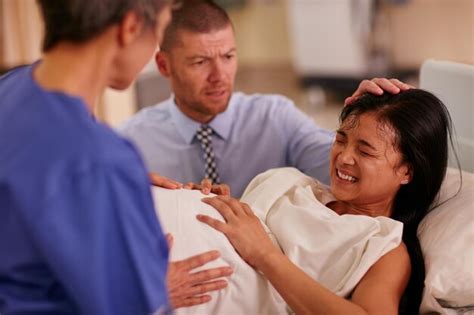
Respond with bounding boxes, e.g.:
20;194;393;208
329;112;411;213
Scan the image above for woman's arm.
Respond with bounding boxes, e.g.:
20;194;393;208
198;195;410;315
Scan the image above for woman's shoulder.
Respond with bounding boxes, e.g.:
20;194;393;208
368;242;411;282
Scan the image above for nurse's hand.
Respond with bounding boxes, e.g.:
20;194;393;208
184;178;231;196
344;78;414;106
197;196;279;268
166;234;233;309
149;172;183;189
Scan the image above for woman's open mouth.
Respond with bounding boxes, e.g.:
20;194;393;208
336;169;358;183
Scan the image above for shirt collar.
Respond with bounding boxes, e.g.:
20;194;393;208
169;94;235;144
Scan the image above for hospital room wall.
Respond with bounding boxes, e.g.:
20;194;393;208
0;0;473;126
230;0;474;69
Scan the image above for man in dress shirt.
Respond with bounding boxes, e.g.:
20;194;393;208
120;0;410;197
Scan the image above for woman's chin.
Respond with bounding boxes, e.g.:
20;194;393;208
330;183;357;202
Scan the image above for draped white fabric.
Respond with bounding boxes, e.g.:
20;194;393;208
152;167;402;314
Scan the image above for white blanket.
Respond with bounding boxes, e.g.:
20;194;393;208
152;167;403;314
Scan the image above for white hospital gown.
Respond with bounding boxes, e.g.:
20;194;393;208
241;167;403;297
153;167;403;314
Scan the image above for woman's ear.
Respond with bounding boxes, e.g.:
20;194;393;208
399;164;413;185
117;11;144;47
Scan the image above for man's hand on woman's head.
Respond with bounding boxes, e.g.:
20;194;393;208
344;78;414;106
165;234;233;309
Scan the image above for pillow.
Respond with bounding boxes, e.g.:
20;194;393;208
418;167;474;314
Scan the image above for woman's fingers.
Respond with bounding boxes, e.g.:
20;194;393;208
201;196;238;221
196;214;228;233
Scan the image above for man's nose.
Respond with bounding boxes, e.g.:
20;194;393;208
208;60;224;83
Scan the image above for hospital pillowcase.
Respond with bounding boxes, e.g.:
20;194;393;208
418;167;474;314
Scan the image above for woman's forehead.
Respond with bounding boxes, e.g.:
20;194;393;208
340;113;398;147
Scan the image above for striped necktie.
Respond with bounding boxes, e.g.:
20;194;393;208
195;125;220;184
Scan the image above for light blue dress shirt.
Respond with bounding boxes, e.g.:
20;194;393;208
120;92;335;197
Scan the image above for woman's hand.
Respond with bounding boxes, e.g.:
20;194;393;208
184;178;231;196
166;234;233;309
197;195;279;268
344;78;414;106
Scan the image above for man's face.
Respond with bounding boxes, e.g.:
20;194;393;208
159;25;237;123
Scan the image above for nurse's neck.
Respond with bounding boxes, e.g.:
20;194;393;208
327;199;394;218
33;29;117;114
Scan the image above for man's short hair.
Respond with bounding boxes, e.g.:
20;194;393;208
160;0;232;52
37;0;174;52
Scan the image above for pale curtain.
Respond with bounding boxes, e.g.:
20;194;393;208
0;0;43;70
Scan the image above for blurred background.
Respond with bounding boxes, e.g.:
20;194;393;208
1;0;473;131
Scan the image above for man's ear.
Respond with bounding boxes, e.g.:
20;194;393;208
156;52;171;77
117;11;144;47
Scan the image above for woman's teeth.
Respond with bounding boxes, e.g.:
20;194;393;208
337;170;357;182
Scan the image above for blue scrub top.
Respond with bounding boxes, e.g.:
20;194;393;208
0;64;170;314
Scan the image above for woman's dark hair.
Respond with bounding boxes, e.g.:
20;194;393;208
340;89;457;314
37;0;175;51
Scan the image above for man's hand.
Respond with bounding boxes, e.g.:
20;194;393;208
344;78;414;106
166;234;233;309
184;178;231;196
149;172;183;189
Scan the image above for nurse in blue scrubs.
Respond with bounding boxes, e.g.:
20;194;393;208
0;1;231;314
